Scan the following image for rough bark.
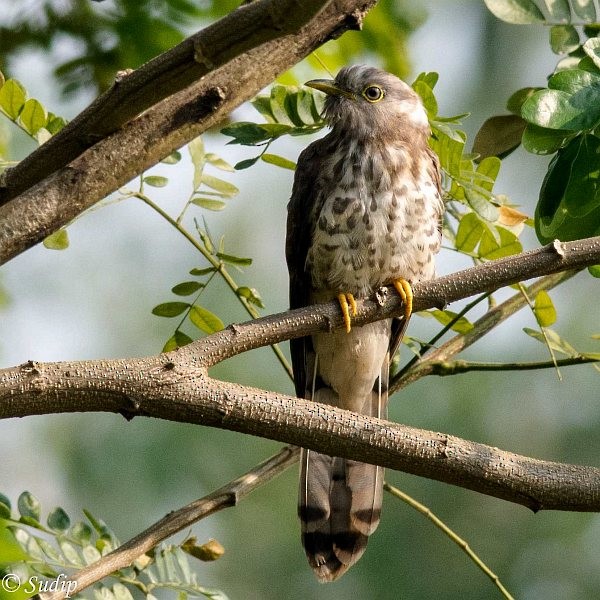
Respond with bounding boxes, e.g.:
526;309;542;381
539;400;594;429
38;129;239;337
2;237;600;512
0;0;377;263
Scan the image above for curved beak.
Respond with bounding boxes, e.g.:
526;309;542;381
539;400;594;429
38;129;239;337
305;79;354;99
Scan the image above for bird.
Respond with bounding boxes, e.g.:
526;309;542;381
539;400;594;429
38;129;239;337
286;65;443;582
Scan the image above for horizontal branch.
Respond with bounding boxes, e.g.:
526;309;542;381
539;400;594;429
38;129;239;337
0;0;377;264
2;237;600;512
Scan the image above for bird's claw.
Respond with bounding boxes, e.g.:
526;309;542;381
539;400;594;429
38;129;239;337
392;278;413;321
337;292;357;333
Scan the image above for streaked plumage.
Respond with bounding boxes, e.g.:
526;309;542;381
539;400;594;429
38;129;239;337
286;65;443;582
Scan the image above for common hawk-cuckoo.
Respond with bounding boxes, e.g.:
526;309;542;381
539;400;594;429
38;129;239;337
286;65;443;581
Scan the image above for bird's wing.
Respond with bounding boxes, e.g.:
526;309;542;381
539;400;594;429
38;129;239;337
286;141;325;398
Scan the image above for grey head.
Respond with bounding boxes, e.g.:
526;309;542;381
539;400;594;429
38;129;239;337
305;65;429;142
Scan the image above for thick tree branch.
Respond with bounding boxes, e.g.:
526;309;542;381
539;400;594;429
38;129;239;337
36;446;300;600
2;237;600;512
0;0;377;264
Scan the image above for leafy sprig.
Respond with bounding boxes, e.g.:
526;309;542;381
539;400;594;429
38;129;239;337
0;491;227;600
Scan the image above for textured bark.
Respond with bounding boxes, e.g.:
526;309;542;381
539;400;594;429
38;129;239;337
0;0;377;264
2;237;600;512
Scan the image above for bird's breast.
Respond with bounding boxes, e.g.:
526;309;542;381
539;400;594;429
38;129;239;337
306;149;441;298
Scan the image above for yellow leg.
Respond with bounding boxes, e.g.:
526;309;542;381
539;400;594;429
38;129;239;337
337;292;357;333
392;278;413;321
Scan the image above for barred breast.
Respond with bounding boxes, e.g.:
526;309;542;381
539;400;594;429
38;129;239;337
306;141;442;299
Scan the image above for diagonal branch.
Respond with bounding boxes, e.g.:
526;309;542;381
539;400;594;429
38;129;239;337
0;0;378;264
2;237;600;512
36;446;300;600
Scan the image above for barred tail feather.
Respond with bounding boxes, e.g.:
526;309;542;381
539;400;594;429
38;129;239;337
299;354;388;582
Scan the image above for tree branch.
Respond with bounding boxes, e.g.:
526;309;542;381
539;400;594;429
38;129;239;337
0;0;378;264
392;269;579;392
35;445;300;600
2;237;600;512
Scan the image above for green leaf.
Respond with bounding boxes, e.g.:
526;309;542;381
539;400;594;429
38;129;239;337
234;156;261;170
200;174;238;197
112;583;134;600
163;330;194;352
18;491;41;521
562;134;600;217
261;153;296;170
583;37;600;70
190;267;215;276
572;0;596;20
221;122;290;145
172;281;203;296
412;80;437;119
205;153;235;172
534;290;557;326
71;521;93;543
188;136;206;190
478;226;522;259
429;309;474;334
455;212;485;253
550;25;580;55
589;264;600;277
0;521;29;562
82;544;102;565
0;79;27;119
236;286;265;308
216;252;252;266
46;113;67;135
472;115;525;160
192;197;227;211
59;539;83;566
161;150;182;165
19;98;47;134
542;0;571;22
190;306;224;334
413;72;439;90
521;70;600;131
250;95;276;122
483;0;544;24
506;87;540;114
152;302;189;317
523;327;578;356
143;175;169;188
269;85;298;126
465;188;499;222
47;507;70;532
43;228;70;250
522;123;571;154
536;134;600;243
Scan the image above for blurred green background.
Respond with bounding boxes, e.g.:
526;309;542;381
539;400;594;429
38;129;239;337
1;1;600;599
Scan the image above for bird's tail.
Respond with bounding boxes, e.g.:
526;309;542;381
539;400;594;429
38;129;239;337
299;446;384;581
298;354;388;582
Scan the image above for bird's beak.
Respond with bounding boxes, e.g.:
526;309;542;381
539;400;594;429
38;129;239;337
305;79;354;99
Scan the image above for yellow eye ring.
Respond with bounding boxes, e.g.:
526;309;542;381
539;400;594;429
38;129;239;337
362;85;384;103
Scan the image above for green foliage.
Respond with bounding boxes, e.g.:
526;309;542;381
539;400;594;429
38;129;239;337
0;70;66;146
0;1;204;96
478;6;600;245
0;491;227;600
484;0;597;24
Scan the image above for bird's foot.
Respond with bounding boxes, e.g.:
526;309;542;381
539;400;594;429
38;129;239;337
337;292;357;333
392;278;413;321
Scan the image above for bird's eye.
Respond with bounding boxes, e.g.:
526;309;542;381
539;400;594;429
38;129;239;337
362;85;384;103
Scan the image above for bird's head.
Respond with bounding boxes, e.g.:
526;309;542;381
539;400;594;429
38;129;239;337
305;65;429;142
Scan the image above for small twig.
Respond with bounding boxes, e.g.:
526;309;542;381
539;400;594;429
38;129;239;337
383;482;514;600
517;281;562;379
426;355;600;375
392;269;579;392
36;446;300;600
